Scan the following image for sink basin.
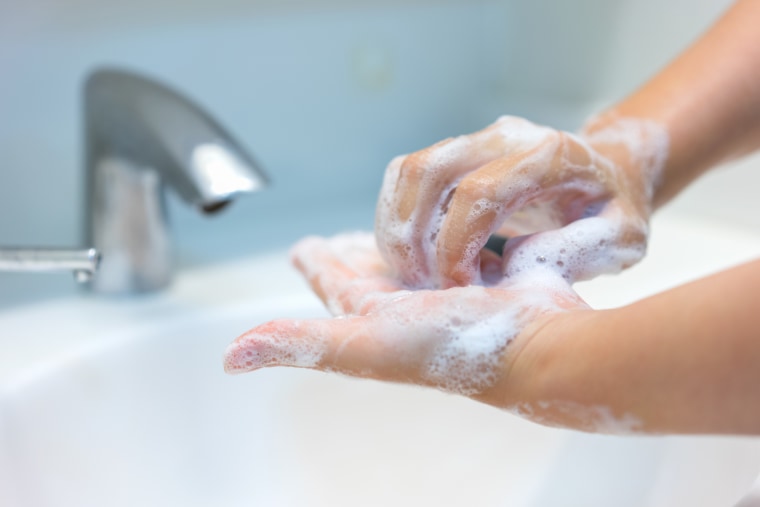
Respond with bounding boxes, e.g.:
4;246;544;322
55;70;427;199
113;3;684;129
1;213;760;507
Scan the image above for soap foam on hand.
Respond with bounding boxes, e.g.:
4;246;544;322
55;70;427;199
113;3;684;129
226;115;668;433
224;231;643;432
374;115;669;290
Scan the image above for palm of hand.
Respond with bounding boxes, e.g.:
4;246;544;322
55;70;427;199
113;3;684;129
224;232;588;406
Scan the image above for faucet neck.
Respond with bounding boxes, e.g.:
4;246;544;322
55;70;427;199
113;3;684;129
83;68;267;294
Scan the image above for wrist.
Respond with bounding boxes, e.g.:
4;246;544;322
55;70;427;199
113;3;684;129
579;113;670;214
494;308;648;433
481;308;592;412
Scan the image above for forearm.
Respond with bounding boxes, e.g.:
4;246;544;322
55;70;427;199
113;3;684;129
515;258;760;434
585;0;760;209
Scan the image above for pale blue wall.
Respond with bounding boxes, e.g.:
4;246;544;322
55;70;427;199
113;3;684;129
0;2;508;249
1;0;749;306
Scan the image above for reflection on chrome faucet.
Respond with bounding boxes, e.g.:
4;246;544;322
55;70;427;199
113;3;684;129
0;248;101;283
84;68;268;294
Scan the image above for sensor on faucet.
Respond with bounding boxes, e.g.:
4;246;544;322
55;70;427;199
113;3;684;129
84;68;268;294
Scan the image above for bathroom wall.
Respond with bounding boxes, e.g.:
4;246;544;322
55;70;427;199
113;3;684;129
0;0;756;305
495;0;760;233
0;0;506;247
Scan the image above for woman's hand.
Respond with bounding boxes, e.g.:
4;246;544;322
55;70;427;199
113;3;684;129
224;0;760;435
223;232;760;435
224;232;588;406
375;115;668;289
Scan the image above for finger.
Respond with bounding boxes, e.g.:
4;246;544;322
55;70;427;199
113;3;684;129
224;319;333;373
392;117;554;223
223;315;427;383
290;233;400;316
376;117;553;288
436;134;612;287
291;232;387;279
375;139;468;288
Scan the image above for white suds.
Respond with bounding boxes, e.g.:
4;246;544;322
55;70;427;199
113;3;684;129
499;215;648;284
224;320;327;373
375;115;669;289
509;400;643;435
424;304;519;395
581;116;670;203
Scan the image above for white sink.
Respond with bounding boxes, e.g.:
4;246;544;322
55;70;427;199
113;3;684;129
1;213;760;507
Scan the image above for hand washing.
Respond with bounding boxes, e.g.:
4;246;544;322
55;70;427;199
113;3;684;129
226;0;760;437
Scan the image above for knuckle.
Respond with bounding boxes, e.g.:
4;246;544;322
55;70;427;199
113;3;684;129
388;154;407;169
403;137;458;178
494;115;535;130
560;131;595;168
399;151;431;182
456;171;498;203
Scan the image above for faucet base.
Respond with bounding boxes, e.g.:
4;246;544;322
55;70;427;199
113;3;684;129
88;157;172;294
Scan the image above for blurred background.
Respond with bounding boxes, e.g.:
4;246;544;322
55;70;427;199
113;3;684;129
0;0;756;306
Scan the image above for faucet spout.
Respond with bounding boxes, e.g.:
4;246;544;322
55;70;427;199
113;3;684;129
85;68;267;294
0;248;101;283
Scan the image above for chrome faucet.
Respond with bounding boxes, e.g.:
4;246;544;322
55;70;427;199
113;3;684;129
84;68;267;294
0;248;101;283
